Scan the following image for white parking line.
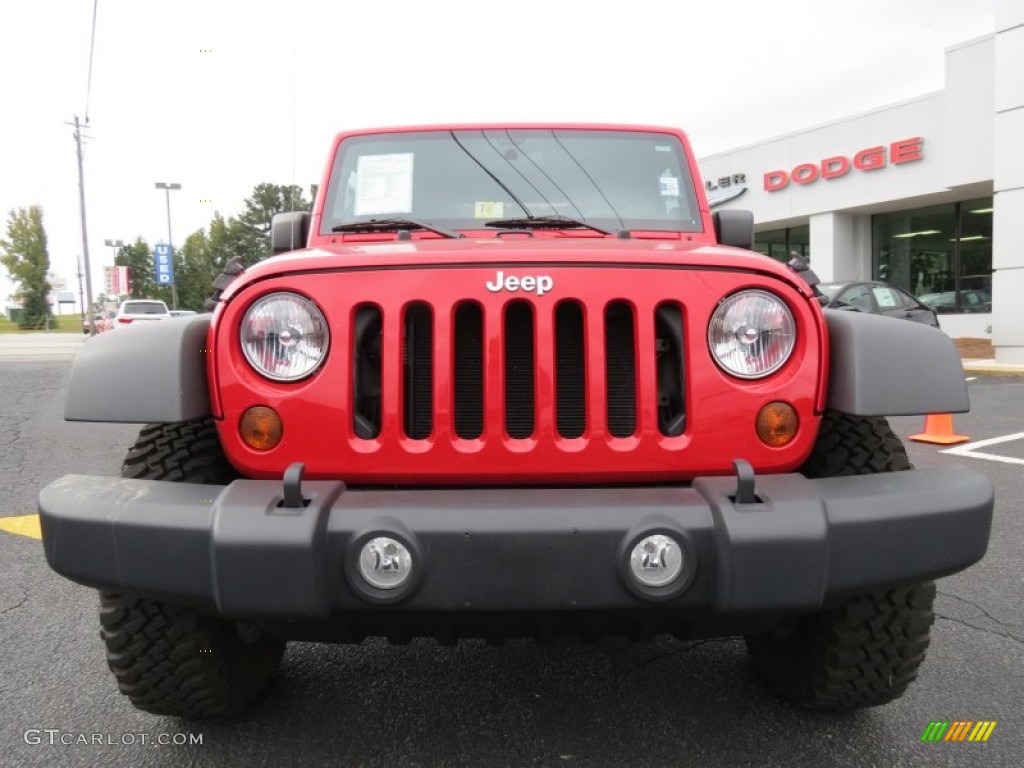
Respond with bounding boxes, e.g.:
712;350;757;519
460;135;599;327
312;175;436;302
941;431;1024;465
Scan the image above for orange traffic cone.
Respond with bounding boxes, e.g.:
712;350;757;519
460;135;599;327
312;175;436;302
909;413;970;445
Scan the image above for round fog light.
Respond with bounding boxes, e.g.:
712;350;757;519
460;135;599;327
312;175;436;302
629;534;684;588
358;537;413;590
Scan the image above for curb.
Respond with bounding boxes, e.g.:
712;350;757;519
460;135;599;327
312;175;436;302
962;365;1024;376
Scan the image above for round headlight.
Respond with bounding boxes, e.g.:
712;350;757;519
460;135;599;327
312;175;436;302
708;290;795;379
241;292;329;381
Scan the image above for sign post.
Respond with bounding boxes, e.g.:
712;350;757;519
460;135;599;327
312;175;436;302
153;244;175;305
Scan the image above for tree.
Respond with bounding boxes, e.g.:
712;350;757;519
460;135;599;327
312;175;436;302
170;213;251;311
234;183;311;266
0;206;52;329
175;229;216;311
107;181;315;313
114;237;158;300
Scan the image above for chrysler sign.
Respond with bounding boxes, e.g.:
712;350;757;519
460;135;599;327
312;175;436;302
705;173;748;207
764;137;923;192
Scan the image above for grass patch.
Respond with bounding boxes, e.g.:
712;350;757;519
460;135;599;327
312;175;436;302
0;314;83;334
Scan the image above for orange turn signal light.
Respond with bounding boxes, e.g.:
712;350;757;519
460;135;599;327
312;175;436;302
240;406;283;450
756;402;798;447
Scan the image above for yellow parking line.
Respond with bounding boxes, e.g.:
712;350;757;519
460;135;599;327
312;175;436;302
0;515;42;540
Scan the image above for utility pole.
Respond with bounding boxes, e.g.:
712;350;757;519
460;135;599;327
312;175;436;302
155;182;181;310
70;115;97;335
76;254;85;327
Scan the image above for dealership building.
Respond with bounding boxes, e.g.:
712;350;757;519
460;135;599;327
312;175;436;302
699;6;1024;364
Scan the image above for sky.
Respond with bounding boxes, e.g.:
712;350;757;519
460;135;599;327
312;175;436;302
0;0;996;307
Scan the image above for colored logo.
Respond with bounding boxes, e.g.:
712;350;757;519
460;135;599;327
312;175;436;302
920;721;997;742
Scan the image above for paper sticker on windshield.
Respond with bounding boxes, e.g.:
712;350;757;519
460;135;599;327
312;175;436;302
355;153;414;216
659;174;680;197
875;288;898;308
474;201;505;219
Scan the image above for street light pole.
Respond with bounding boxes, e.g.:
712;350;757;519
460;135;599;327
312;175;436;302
155;182;181;310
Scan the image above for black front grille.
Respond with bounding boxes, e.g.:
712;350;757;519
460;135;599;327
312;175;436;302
352;305;382;439
403;304;433;439
353;299;684;442
453;303;484;439
604;302;637;438
555;301;586;438
504;301;535;439
655;302;685;436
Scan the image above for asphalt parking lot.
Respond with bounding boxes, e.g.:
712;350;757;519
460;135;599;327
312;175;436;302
1;359;1021;767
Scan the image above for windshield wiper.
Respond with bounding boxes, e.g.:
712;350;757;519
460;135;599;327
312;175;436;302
483;215;611;235
332;218;464;239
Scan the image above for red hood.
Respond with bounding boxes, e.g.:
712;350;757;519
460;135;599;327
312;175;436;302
221;237;813;303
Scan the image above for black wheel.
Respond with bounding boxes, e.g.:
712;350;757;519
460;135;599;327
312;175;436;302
745;410;935;711
100;418;285;718
121;417;237;483
798;409;912;478
101;594;285;718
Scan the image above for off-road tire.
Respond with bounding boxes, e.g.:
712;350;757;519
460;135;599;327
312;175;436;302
121;417;237;483
100;418;285;718
746;410;934;710
100;594;285;718
798;409;912;478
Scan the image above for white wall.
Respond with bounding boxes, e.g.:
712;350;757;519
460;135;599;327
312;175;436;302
937;314;993;340
944;38;996;190
700;93;953;225
697;33;1007;343
699;35;995;225
992;7;1024;362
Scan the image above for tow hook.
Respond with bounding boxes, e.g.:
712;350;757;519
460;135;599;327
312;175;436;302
282;462;306;508
732;458;760;504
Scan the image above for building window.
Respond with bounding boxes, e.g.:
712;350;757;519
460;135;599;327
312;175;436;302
872;198;992;314
754;225;809;263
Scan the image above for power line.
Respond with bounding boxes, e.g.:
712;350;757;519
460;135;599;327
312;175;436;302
84;0;99;122
71;1;100;333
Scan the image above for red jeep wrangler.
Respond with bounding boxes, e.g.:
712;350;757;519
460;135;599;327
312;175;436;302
40;124;993;718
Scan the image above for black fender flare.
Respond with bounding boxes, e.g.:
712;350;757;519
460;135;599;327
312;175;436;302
65;316;212;423
824;309;968;416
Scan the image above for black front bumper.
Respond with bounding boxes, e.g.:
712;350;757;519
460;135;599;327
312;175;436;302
38;468;993;621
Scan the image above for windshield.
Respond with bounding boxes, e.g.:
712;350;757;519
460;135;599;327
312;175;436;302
124;301;168;314
816;283;842;300
322;129;702;234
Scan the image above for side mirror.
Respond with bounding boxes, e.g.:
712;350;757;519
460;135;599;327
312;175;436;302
713;209;754;249
786;254;821;290
271;212;311;255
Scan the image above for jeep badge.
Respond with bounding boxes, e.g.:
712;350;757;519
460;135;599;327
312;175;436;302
485;270;554;296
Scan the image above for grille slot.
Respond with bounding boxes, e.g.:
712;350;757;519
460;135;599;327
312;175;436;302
555;301;586;438
504;301;535;439
352;305;382;439
454;303;484;439
604;301;637;438
655;302;685;436
403;303;433;440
